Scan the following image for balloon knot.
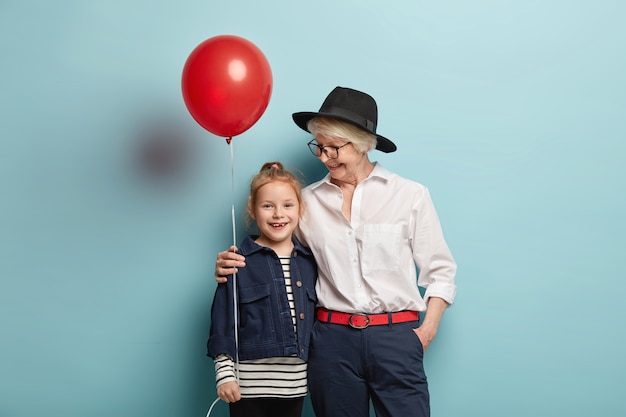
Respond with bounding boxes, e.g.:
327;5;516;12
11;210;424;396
226;137;232;145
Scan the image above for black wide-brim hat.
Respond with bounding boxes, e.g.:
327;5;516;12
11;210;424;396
292;86;397;153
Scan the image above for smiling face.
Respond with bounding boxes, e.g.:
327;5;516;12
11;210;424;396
314;134;371;185
250;180;300;253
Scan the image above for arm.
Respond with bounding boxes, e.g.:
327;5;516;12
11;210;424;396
411;188;457;305
215;245;246;283
207;279;237;360
410;188;457;351
214;354;241;403
413;297;448;351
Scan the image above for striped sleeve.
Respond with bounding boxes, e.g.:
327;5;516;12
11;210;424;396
214;354;237;388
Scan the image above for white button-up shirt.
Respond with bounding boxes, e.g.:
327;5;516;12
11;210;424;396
296;163;457;314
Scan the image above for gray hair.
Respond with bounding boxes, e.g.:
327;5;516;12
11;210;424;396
307;117;377;153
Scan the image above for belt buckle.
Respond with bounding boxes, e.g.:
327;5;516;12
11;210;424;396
348;313;370;329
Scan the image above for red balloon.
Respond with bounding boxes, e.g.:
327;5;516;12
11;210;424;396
181;35;273;138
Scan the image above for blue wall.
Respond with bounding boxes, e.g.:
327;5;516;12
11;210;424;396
1;1;625;416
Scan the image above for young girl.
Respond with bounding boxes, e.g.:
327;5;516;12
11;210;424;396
207;162;318;417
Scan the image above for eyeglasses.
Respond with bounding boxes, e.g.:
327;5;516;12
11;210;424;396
307;140;352;159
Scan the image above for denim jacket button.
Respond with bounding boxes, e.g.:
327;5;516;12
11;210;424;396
299;313;305;320
296;281;302;287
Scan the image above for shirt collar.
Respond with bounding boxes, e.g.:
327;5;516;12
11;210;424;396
309;161;391;191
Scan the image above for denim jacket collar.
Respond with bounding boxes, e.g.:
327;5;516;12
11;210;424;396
238;235;313;257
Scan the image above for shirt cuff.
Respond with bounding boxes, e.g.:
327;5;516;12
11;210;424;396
423;282;457;306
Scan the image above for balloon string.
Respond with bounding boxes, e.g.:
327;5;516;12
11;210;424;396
205;398;221;417
228;139;240;382
204;139;237;417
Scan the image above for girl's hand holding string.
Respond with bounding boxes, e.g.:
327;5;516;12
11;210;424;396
217;381;241;403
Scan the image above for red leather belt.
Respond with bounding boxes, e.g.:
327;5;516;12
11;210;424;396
316;308;419;329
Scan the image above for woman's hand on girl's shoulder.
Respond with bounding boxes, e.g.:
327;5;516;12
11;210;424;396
215;246;246;283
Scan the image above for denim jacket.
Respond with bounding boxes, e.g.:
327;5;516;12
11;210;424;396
207;235;318;362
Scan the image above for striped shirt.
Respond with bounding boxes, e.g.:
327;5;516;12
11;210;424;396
214;257;308;398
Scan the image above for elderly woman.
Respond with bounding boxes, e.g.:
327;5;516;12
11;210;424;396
215;87;457;417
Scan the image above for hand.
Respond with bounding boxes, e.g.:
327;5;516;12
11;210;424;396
413;297;448;352
413;326;436;352
217;381;241;403
215;246;246;283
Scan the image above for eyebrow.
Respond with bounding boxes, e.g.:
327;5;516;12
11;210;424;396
259;198;298;203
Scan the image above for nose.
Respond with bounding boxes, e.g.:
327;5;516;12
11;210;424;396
273;207;284;218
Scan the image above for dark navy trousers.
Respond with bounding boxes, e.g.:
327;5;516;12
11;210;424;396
307;319;429;417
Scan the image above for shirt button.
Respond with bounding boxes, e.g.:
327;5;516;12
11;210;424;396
299;313;305;320
296;281;302;287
